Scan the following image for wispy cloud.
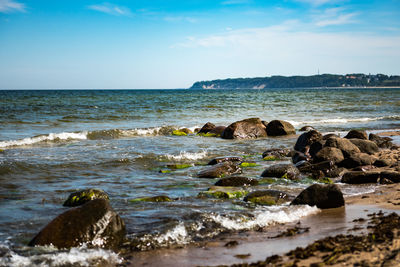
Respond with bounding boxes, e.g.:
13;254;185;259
88;2;131;16
313;7;358;27
0;0;26;13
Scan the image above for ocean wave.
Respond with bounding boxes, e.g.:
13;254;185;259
0;242;122;267
163;150;208;161
0;132;88;148
289;115;400;127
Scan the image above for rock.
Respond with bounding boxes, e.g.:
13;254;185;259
261;164;300;180
344;130;368;140
29;199;125;249
262;148;291;160
290;184;344;209
198;162;242;178
63;189;109;207
369;133;393;149
380;171;400;183
130;195;172;202
198;186;248;199
314;147;344;163
298;161;335;174
294;130;323;153
208;156;243;165
208;126;226;137
221;118;267;139
215;176;258;187
338;153;376;169
324;137;360;157
292;152;308;164
374;159;392;167
349;139;379;155
244;190;292;205
299;126;315;131
323;133;340;140
325;167;347;178
309;141;324;158
180;128;193;134
265;120;296;136
341;171;380;184
240;162;258;167
198;122;216;134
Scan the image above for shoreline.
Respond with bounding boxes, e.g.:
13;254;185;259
123;184;400;267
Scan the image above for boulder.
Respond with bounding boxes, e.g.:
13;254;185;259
338;153;376;169
380;171;400;183
207;126;226;137
341;171;380;184
198;162;242;178
244;190;292;205
294;130;323;153
290;184;344;209
297;161;335;174
208;156;243;165
369;133;393;149
63;189;109;207
323;133;340;140
262;148;291;160
198;122;216;134
215;176;258;187
265;120;296;136
344;130;368;140
314;147;344;164
324;137;360;157
29;199;125;249
261;164;300;180
221;118;267;139
349;139;380;155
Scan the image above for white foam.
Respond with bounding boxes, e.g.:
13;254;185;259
0;243;122;267
165;150;208;161
209;205;320;230
0;132;88;148
155;222;188;244
288;116;389;127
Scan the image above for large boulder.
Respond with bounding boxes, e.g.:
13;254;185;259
261;164;300;180
314;147;344;163
349;139;380;155
294;130;323;153
63;189;109;207
208;156;243;165
215;176;258;187
244;190;292;205
369;133;394;149
341;171;380;184
266;120;296;136
344;130;368;140
221;118;267;139
208;126;226;137
338;153;376;169
198;122;216;134
324;137;360;157
29;199;125;249
198;162;242;178
290;184;344;209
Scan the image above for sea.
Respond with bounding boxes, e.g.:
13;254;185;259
1;88;400;266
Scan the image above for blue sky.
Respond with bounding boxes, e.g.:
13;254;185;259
0;0;399;89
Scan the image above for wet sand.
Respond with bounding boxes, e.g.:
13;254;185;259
125;184;400;267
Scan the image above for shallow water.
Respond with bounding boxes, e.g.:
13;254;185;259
0;88;399;266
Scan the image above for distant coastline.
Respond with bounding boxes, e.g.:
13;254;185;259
190;73;400;89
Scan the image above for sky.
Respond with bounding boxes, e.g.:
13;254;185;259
0;0;399;89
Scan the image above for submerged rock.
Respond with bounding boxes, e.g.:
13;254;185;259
198;186;248;199
221;118;267;139
261;163;300;180
215;176;258;187
244;190;292;205
208;156;243;165
291;184;344;209
29;199;125;249
63;189;109;207
266;120;296;136
198;162;242;178
130;195;172;202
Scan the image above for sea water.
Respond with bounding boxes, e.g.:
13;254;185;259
0;88;399;266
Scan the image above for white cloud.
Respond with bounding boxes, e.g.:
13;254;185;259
0;0;26;13
313;7;358;27
88;2;131;16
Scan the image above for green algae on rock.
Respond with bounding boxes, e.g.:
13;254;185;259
240;162;258;167
63;188;109;207
198;186;248;199
172;130;188;136
130;195;172;202
166;163;193;169
244;190;291;205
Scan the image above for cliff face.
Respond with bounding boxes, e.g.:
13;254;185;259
190;74;400;89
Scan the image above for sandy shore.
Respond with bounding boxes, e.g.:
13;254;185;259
123;184;400;267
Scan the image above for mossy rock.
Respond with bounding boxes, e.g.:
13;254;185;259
198;132;218;137
240;162;258;167
258;177;278;184
316;177;333;184
172;130;188;136
263;155;279;161
198;186;248;199
63;189;109;207
166;163;193;169
244;190;291;205
130;195;172;202
159;169;172;174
